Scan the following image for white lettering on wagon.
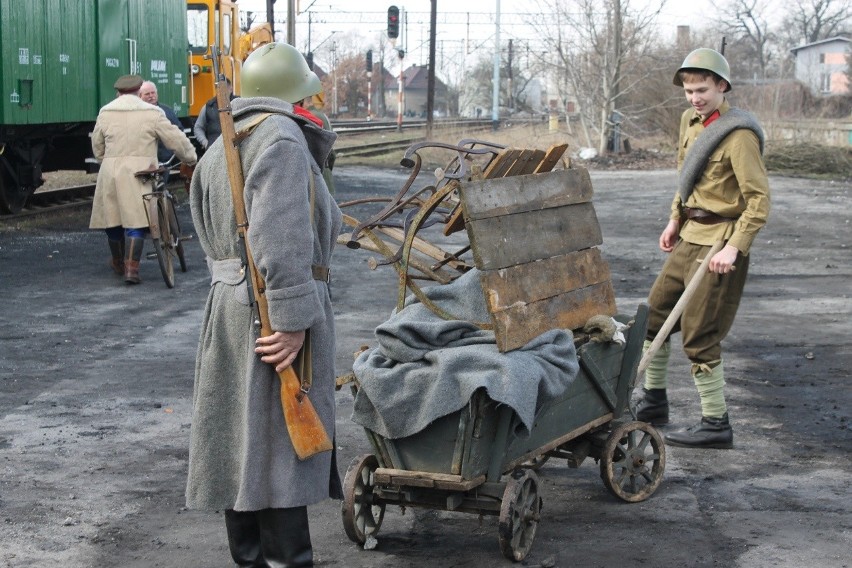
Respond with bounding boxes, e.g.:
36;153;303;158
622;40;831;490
19;48;29;64
60;53;70;75
105;57;120;68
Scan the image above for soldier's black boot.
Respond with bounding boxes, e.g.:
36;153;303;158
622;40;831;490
224;509;265;567
665;413;733;449
633;388;669;425
258;506;313;567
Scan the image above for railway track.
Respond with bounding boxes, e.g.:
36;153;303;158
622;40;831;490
335;136;424;159
0;180;186;221
1;118;496;219
1;184;98;220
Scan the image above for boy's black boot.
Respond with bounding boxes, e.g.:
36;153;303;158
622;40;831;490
633;388;669;425
664;413;733;449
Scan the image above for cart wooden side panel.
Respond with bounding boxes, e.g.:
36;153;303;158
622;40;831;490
360;308;647;483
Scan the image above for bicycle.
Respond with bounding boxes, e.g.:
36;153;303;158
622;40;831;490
135;157;189;288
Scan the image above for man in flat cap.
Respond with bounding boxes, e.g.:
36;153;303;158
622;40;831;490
89;74;197;284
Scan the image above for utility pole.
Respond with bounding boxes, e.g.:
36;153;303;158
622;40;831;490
266;0;276;40
426;0;436;138
507;39;513;113
492;0;500;130
287;0;296;46
331;41;338;116
398;50;404;131
366;50;373;121
388;6;405;131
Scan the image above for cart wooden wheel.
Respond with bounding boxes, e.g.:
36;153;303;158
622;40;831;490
342;454;385;545
600;421;666;502
498;468;542;562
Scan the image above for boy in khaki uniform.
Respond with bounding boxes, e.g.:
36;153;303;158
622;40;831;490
634;48;770;449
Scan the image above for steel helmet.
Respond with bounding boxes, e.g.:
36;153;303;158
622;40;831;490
673;48;732;92
241;42;322;103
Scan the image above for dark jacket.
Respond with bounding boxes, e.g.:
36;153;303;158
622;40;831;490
193;95;234;149
157;103;184;163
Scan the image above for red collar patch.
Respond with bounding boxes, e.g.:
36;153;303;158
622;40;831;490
292;105;324;127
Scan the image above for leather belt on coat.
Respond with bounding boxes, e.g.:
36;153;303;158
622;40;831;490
683;207;739;225
210;257;330;284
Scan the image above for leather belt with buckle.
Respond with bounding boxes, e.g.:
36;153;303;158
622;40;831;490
683;207;738;225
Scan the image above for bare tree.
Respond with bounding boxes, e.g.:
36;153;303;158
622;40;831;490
718;0;778;80
528;0;668;153
783;0;851;44
319;52;369;118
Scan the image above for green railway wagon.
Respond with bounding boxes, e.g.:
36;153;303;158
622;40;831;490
0;0;188;214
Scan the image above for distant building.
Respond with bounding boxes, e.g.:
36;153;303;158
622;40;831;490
790;37;850;95
383;64;449;118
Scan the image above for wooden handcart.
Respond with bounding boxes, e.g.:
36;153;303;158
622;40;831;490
339;141;665;561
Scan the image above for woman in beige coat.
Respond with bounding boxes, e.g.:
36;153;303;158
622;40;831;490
89;74;196;284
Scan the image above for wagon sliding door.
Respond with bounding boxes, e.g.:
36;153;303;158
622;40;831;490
94;0;187;117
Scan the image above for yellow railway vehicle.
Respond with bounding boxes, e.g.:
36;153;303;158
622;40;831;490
187;0;273;116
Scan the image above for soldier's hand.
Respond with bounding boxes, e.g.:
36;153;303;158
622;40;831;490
255;330;306;372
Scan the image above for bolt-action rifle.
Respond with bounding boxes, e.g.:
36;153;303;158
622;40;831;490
208;47;333;460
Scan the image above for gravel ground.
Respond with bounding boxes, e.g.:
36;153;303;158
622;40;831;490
1;163;850;567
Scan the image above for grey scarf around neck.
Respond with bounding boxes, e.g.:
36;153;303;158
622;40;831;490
678;107;765;203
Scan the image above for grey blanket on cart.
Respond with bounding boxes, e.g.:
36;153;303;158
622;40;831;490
351;269;579;440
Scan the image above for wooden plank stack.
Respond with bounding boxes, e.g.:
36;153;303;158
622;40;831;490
458;151;617;352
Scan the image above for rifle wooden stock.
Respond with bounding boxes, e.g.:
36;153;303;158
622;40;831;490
211;51;333;461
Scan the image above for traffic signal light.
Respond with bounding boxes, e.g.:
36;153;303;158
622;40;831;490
387;6;400;39
366;49;373;72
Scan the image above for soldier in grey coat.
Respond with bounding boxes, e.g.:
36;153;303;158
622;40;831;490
187;43;342;567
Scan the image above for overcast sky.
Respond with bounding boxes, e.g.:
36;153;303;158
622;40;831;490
235;0;717;69
237;0;717;39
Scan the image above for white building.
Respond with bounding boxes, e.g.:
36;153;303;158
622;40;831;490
790;37;850;95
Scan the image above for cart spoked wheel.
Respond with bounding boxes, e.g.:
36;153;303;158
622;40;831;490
600;421;666;502
342;454;386;545
498;468;542;562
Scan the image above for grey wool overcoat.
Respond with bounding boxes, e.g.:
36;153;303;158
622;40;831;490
89;94;196;229
187;97;343;511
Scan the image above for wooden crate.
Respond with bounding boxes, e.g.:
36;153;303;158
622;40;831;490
458;167;617;352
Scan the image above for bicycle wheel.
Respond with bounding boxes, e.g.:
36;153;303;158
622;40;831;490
154;199;175;288
166;197;187;272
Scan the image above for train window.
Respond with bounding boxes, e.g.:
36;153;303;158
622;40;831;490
187;3;209;55
222;13;232;55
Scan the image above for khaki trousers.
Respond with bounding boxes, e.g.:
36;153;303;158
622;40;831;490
646;240;750;364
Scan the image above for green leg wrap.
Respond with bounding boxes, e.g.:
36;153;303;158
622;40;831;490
643;339;671;390
692;361;727;418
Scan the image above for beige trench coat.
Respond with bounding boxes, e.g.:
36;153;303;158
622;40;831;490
89;94;196;229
